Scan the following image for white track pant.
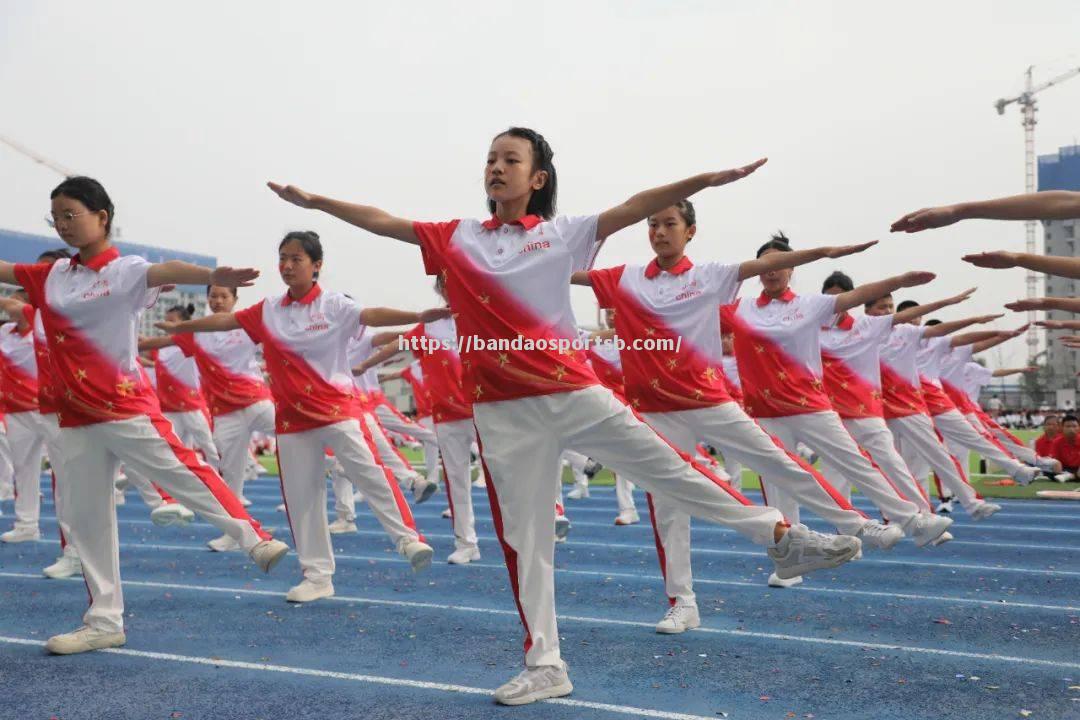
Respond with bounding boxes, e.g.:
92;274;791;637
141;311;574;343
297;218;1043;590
757;411;920;527
375;403;437;445
363;412;420;485
0;421;12;500
164;410;220;468
417;415;441;484
213;399;275;497
886;413;981;510
822;417;933;515
328;455;357;522
63;415;271;632
435;419;479;551
6;411;46;532
932;410;1028;480
38;414;77;558
276;419;421;585
641;404;868;608
615;475;637;512
967;413;1040;465
474;386;782;668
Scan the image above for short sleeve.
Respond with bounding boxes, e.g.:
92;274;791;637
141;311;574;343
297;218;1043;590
964;362;993;387
893;323;925;346
19;304;34;326
806;293;839;324
951;344;974;366
234;301;267;345
13;263;53;308
927;335;952;359
700;262;742;304
413;220;461;277
861;313;895;342
588;265;625;309
325;292;365;338
553;215;601;272
117;256;160;310
173;333;197;357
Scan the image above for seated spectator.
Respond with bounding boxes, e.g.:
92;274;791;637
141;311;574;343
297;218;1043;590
1049;415;1080;479
1033;414;1061;457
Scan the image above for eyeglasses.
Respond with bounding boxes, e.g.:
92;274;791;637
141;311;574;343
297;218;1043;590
46;210;91;228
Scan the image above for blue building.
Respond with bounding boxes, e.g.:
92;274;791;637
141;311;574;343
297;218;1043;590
1038;145;1080;394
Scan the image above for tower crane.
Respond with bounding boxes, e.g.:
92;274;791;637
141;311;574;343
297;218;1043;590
994;64;1080;362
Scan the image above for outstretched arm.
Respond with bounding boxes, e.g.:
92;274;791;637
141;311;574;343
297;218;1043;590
596;159;767;240
372;330;409;347
970;325;1027;354
891;191;1080;232
157;313;241;335
570;271;592;286
1038;319;1080;331
138;335;177;351
834;271;935;314
267;183;418;244
892;287;976;325
963;251;1080;280
361;307;450;328
0;294;27;318
353;341;405;376
378;369;406;382
1006;297;1080;313
922;314;1002;339
146;263;259;290
736;241;877;281
993;366;1037;378
948;330;1002;348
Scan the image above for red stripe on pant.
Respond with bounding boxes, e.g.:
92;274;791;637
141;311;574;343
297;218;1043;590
372;416;417;473
645;493;675;607
356;418;423;542
148;413;270;541
476;435;533;661
756;420;864;518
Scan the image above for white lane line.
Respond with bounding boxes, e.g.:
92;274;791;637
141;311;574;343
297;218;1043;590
0;635;715;720
29;515;1080;576
2;575;1077;671
17;539;1080;613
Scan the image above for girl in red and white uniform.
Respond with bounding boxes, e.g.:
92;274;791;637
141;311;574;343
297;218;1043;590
160;231;440;604
0;291;48;544
580;205;895;619
269;131;860;704
867;294;1003;519
720;235;935;551
0;176;289;655
140;285;276;550
816;272;964;538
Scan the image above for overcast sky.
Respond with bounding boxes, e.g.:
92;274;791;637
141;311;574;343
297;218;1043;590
3;1;1080;369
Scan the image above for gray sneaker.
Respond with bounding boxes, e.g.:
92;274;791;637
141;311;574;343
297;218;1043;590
767;524;860;580
857;520;904;550
970;501;1002;521
494;662;573;706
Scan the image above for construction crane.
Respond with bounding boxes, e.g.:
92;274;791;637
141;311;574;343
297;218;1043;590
994;64;1080;363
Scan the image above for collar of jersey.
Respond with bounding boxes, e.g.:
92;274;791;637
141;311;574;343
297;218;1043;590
282;283;323;306
481;214;542;231
70;246;120;272
829;311;855;331
757;288;796;307
644;255;693;279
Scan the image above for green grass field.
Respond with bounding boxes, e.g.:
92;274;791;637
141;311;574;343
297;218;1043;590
256;428;1071;500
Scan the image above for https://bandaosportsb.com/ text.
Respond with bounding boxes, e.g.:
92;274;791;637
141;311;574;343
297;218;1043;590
398;334;681;355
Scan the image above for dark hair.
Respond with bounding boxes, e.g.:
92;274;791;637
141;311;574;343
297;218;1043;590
925;319;941;327
37;248;72;263
1062;414;1079;425
50;176;115;235
167;304;196;321
1044;413;1060;425
206;284;238;298
279;231;324;279
822;270;854;293
487;127;558;220
673;200;696;227
896;300;919;312
756;231;792;258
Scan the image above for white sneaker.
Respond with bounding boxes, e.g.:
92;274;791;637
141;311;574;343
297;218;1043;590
903;513;954;548
857;520;904;551
767;524;860;580
1;527;40;543
554;515;571;541
614;509;640;526
654;603;700;634
441;508;452;519
250;539;289;572
43;553;82;579
412;477;438;504
400;539;434;572
114;489;126;506
447;545;481;565
930;531;954;547
114;472;130;491
285;579;334;603
239;495;253;507
767;572;803;588
276;503;286;512
970;501;1002;521
46;625;125;655
472;476;487;488
150;503;194;527
328;518;358;534
1013;466;1040;486
207;534;240;552
494;662;573;706
936;498;954;514
1054;473;1075;484
566;486;589;500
